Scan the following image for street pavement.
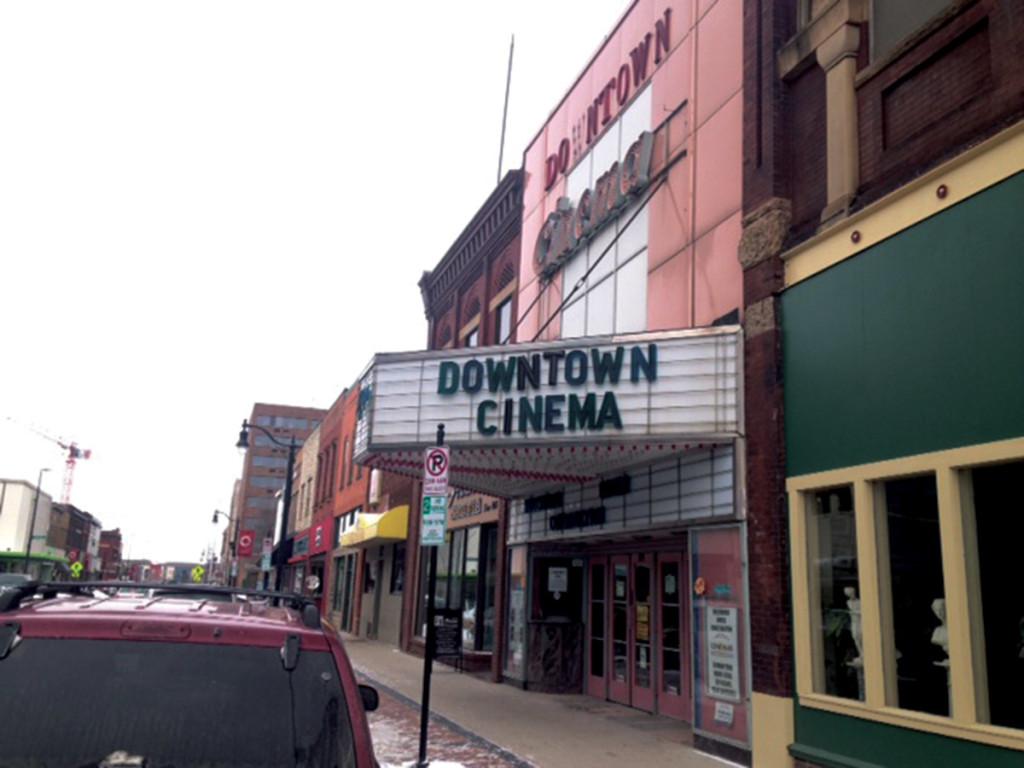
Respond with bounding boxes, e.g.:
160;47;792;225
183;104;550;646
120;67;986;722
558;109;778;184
345;635;735;768
367;682;526;768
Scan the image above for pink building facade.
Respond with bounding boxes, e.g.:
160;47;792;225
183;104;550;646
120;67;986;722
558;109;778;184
518;0;743;343
509;1;749;760
352;1;749;762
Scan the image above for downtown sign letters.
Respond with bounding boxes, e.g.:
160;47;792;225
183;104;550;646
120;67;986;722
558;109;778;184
354;330;741;455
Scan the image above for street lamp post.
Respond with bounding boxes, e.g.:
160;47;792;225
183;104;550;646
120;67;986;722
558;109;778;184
212;509;241;585
235;420;298;592
23;468;51;576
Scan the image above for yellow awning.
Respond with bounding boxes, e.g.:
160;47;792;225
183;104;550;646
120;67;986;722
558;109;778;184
340;505;409;548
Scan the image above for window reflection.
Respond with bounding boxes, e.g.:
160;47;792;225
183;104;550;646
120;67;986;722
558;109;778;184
884;475;948;716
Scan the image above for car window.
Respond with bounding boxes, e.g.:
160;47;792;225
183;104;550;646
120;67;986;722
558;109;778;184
0;638;356;768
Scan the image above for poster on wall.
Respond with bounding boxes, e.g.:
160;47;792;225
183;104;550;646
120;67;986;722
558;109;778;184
706;606;740;701
547;566;568;593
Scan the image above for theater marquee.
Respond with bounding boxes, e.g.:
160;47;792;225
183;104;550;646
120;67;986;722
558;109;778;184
353;327;740;458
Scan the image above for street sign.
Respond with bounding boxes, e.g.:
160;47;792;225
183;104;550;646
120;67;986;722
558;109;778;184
191;565;205;583
70;561;84;579
423;446;450;497
421;495;448;546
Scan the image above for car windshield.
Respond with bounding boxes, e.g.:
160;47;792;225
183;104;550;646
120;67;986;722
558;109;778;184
0;638;356;768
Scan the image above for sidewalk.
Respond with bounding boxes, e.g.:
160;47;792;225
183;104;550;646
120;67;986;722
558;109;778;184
344;635;731;768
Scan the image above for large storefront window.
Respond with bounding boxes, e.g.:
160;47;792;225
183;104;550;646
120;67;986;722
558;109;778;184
806;485;862;701
789;442;1024;751
416;523;498;652
482;526;498;649
505;546;528;681
331;553;356;633
881;475;948;717
968;460;1024;730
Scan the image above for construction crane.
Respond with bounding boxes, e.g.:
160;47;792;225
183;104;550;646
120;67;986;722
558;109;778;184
4;417;92;504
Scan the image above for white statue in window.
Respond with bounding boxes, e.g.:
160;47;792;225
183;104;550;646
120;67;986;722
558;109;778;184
931;598;952;713
845;586;864;666
845;586;865;700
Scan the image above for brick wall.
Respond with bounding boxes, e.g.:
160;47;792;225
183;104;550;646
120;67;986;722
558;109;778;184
786;64;827;238
744;323;792;697
742;0;798;213
742;0;798;704
857;0;1024;207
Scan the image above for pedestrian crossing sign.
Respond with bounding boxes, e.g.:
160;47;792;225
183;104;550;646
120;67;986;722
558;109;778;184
191;565;205;583
70;561;84;579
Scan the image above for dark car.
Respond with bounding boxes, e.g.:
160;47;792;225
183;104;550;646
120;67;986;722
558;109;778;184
0;573;32;590
0;582;379;767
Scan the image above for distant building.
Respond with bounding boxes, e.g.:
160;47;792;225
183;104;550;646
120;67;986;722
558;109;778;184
85;514;102;578
231;402;325;588
121;559;152;581
218;479;242;581
99;529;122;579
49;503;102;576
0;477;63;579
161;562;202;585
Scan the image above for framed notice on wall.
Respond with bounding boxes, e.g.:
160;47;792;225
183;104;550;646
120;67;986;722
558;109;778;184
706;606;740;702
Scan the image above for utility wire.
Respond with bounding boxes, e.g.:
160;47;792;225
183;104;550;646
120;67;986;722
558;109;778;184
511;143;688;345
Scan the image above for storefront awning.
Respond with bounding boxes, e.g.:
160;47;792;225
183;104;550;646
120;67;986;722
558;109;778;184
352;328;741;498
340;505;409;548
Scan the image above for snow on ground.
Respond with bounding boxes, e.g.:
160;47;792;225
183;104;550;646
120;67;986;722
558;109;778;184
367;684;524;768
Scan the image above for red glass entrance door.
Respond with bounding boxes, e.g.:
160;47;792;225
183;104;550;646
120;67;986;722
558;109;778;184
608;555;630;705
630;554;655;713
657;553;690;720
589;551;687;718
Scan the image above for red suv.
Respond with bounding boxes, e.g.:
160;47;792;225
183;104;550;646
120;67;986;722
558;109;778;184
0;582;379;768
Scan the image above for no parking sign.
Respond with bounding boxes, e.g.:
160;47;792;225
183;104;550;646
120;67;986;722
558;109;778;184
423;446;450;497
422;445;450;547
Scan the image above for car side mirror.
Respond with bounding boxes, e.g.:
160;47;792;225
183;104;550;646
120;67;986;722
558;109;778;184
358;684;379;712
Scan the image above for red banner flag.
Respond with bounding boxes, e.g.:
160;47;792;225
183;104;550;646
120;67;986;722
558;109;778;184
237;530;256;557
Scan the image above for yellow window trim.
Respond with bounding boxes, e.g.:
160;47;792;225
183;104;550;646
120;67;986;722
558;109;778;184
789;437;1024;752
459;314;481;341
786;437;1024;492
783;120;1024;288
488;280;518;313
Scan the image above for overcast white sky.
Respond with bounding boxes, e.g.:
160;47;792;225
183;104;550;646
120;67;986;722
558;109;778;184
0;1;629;563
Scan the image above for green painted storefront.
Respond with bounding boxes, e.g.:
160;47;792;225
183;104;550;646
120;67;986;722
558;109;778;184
782;172;1024;767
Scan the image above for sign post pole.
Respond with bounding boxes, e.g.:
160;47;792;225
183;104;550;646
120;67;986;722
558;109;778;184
417;423;447;768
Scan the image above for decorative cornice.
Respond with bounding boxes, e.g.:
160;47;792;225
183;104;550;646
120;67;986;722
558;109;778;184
420;170;523;318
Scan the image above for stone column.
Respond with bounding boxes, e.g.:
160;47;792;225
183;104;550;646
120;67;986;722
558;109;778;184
817;23;862;224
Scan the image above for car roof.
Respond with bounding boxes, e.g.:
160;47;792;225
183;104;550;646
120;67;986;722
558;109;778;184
2;584;331;651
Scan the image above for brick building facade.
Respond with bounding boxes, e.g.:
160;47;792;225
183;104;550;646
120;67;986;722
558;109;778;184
741;1;1024;765
402;169;522;681
232;402;325;587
